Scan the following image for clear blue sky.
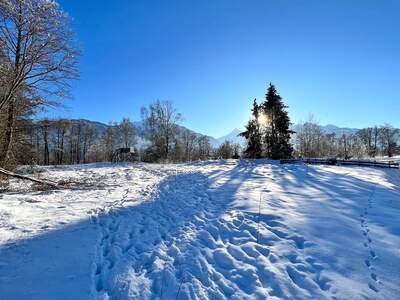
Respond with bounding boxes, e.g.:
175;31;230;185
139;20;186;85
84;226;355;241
53;0;399;137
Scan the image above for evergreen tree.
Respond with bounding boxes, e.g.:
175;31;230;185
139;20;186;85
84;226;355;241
261;83;293;159
240;99;263;158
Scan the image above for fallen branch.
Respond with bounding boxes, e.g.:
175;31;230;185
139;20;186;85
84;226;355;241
0;167;59;187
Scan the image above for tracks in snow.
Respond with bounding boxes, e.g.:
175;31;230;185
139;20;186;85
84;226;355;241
90;166;209;299
89;163;333;299
360;183;382;294
90;166;169;299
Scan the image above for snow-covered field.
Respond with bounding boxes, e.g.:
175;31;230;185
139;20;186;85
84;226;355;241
0;161;399;299
376;155;400;164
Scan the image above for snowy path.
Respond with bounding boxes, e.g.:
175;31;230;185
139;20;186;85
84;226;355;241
0;161;399;299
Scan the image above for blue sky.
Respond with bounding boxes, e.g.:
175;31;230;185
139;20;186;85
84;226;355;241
54;0;399;137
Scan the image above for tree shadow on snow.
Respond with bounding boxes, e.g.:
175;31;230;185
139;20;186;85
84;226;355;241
0;161;257;300
3;161;397;299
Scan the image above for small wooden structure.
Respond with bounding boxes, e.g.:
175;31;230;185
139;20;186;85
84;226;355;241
112;147;136;163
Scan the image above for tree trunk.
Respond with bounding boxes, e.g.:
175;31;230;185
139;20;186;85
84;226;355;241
0;13;22;167
0;101;16;167
60;131;65;164
43;127;49;165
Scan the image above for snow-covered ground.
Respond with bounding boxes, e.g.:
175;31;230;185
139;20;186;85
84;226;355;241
375;155;400;164
0;161;399;299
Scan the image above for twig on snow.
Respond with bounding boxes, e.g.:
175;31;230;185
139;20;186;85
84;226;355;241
160;265;167;300
256;192;263;244
175;274;185;300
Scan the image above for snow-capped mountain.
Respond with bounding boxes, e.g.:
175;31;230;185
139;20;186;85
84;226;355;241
320;124;359;135
291;124;360;136
211;125;361;149
211;128;246;148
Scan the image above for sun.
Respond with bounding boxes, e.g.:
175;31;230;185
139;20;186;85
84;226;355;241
257;113;269;125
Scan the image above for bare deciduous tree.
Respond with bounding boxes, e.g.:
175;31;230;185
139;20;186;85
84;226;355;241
295;115;325;158
141;100;181;161
81;123;95;163
38;119;50;165
197;136;211;160
182;131;197;161
216;141;234;159
102;124;117;161
379;124;399;158
0;0;78;167
118;117;136;148
53;119;70;164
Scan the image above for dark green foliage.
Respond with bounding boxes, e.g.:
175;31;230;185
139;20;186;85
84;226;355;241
241;84;293;159
262;84;293;159
240;99;263;158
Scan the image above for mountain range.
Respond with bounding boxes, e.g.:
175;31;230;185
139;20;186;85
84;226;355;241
290;124;359;137
53;119;361;148
213;125;360;147
211;128;245;147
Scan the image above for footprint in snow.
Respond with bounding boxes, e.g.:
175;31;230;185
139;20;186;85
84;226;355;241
365;260;371;268
369;283;378;293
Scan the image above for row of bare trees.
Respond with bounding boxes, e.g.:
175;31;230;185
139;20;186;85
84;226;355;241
27;118;137;165
294;117;400;159
28;112;242;165
30;119;96;165
2;94;241;167
139;100;241;162
0;0;78;168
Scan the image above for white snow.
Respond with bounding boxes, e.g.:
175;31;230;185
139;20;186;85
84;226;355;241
0;161;399;299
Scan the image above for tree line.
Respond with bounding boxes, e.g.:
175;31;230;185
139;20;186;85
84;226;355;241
139;100;240;162
240;84;400;160
25;100;243;166
27;118;135;165
294;116;400;159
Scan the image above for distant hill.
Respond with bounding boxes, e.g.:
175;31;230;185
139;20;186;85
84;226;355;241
211;125;361;149
39;119;217;149
39;119;364;150
291;123;360;136
320;124;359;135
212;129;246;148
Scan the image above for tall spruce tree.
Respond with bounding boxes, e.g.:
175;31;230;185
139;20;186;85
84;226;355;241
240;99;263;158
261;83;293;159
